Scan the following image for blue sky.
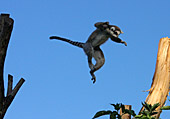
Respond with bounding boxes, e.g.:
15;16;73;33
1;0;170;119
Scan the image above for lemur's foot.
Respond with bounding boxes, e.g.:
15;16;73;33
91;77;96;84
90;70;96;84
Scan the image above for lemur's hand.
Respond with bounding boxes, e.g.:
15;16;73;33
122;41;127;46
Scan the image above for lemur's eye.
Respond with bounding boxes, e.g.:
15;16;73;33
110;27;115;31
114;31;118;35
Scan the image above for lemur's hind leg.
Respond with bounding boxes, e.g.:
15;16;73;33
88;56;94;70
83;43;95;70
90;47;105;83
87;55;96;83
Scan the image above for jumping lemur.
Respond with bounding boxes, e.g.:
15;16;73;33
50;22;127;83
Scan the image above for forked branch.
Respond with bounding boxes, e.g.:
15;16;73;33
0;14;25;119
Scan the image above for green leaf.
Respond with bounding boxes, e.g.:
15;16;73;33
135;115;143;118
111;103;121;111
150;111;158;116
120;104;125;113
117;114;121;119
110;104;116;107
112;111;118;115
143;102;152;112
141;110;150;116
141;117;150;119
142;102;148;111
110;112;116;119
92;110;112;119
151;116;156;119
160;106;170;110
151;103;160;111
124;109;136;116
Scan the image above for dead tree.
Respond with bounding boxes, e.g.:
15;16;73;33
0;14;25;119
140;37;170;118
120;38;170;119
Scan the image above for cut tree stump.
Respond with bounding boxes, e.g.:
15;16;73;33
0;14;25;119
140;37;170;118
120;105;131;119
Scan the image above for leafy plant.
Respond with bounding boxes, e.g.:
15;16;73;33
92;102;170;119
92;103;135;119
135;102;160;119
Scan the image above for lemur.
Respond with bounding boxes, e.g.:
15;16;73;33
50;22;127;83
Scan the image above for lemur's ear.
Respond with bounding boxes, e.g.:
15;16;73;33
94;22;109;30
94;22;103;27
103;22;109;28
104;22;109;25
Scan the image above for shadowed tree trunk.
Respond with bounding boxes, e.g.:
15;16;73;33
140;37;170;118
0;14;25;119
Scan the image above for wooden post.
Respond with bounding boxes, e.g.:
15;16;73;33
120;105;131;119
0;14;25;118
140;37;170;118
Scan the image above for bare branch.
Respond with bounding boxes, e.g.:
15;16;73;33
0;14;25;119
0;13;13;114
7;74;13;96
11;78;25;97
1;77;25;118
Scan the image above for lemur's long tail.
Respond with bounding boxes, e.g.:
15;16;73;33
50;36;84;48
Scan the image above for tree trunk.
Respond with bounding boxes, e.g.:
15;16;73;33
140;37;170;118
0;14;25;119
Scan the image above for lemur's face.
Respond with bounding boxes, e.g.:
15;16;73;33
109;25;123;37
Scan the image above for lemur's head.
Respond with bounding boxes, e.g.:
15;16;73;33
109;25;123;37
94;22;123;38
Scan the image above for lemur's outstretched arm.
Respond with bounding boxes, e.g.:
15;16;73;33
110;36;127;46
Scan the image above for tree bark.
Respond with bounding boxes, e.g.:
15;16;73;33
140;37;170;118
0;14;25;119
